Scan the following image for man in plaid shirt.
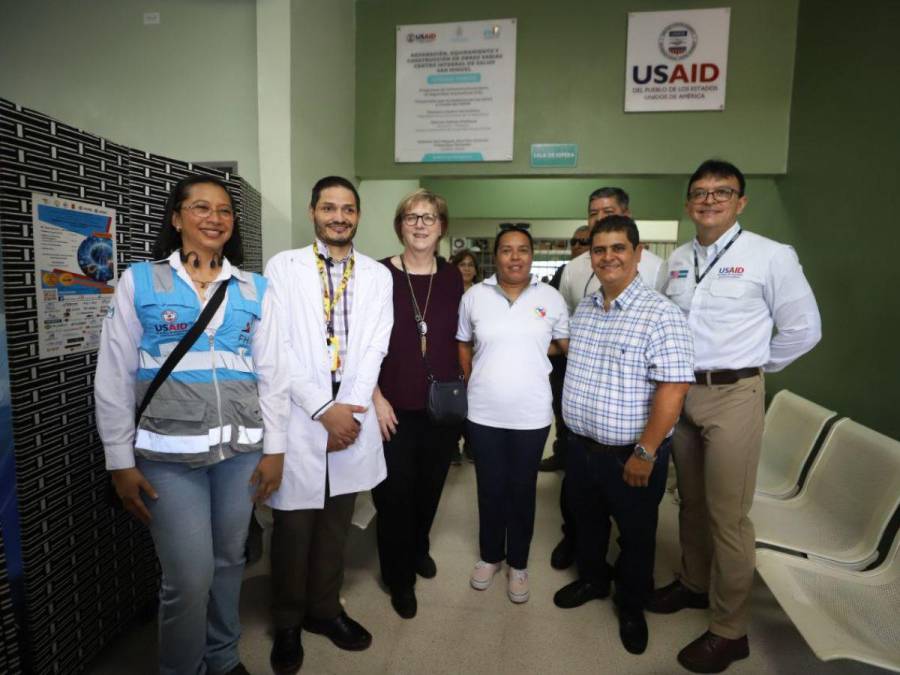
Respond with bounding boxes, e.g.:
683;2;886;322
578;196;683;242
556;215;694;656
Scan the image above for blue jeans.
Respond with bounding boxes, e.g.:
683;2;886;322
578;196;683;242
566;435;671;611
138;451;259;675
468;421;550;569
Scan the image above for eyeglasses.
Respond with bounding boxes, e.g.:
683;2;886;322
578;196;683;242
687;187;741;204
570;237;590;246
182;203;235;219
403;213;438;227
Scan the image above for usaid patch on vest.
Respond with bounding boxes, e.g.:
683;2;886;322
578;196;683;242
717;265;745;278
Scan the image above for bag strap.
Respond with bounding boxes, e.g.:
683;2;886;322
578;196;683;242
134;278;230;425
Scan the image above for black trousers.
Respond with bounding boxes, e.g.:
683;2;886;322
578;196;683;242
567;434;671;611
549;354;569;461
270;485;357;628
469;421;550;570
371;409;458;590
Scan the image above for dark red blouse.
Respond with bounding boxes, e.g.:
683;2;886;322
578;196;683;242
378;257;464;411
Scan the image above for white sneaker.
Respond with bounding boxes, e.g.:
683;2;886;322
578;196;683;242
507;567;529;603
470;561;500;590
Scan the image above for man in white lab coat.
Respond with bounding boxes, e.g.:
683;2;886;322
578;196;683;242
264;176;393;674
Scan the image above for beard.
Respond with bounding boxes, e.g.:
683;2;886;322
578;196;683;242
314;218;357;247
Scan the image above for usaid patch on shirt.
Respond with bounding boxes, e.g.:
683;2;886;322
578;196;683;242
717;265;745;278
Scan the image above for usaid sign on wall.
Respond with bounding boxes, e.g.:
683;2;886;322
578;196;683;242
625;8;730;112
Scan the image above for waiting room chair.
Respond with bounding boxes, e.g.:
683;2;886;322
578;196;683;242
752;419;900;570
756;389;838;499
756;524;900;672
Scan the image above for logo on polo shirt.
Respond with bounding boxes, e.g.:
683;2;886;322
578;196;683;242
534;306;547;318
670;269;689;279
717;266;745;278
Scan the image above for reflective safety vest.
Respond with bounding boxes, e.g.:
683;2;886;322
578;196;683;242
130;260;267;465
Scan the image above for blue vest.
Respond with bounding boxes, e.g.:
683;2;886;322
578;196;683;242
130;261;267;465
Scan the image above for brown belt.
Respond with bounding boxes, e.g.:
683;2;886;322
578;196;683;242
573;434;633;453
694;367;760;386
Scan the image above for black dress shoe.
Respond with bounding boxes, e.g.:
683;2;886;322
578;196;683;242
617;606;648;655
553;578;610;608
645;579;709;614
390;586;418;619
677;631;749;673
416;553;437;579
270;626;303;674
303;611;372;651
550;536;575;570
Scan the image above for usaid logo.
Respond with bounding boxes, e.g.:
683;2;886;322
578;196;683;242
406;32;437;43
658;23;697;60
718;266;745;278
161;309;177;322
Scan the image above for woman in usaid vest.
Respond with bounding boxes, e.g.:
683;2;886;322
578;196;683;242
94;175;289;675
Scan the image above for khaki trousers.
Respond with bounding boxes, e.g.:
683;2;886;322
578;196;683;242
673;375;764;639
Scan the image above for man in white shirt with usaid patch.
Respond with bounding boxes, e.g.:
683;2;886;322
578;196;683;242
647;160;821;674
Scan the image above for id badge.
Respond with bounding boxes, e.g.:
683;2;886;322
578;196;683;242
328;335;341;371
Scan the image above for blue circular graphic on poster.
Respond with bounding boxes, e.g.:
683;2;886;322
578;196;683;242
77;235;114;282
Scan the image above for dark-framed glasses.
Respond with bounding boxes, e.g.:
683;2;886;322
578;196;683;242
687;187;741;204
403;212;438;227
183;203;235;219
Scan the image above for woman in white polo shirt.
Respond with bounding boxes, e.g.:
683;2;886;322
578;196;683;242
457;225;569;603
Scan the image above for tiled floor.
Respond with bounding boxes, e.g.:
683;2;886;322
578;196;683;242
87;448;890;675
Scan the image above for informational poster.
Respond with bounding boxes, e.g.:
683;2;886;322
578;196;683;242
395;18;517;163
625;8;730;112
32;193;117;359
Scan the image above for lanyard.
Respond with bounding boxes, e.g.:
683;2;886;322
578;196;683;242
313;241;354;371
694;227;742;285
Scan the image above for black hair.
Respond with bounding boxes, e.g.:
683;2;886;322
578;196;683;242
589;215;640;249
151;174;244;265
587;187;630;211
493;224;534;256
687;159;746;196
450;248;481;282
310;176;361;211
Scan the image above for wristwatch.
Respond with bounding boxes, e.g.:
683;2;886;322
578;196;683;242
633;444;656;463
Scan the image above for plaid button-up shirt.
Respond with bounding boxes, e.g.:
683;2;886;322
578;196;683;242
562;275;694;446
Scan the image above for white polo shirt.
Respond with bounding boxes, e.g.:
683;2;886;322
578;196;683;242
664;222;821;372
457;274;569;430
559;248;666;315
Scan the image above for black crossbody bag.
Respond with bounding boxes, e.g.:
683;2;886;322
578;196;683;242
400;258;467;427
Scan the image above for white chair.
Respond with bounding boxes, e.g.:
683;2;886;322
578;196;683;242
752;419;900;570
756;529;900;672
756;389;838;499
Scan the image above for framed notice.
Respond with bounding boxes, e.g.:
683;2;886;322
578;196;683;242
625;8;730;112
31;193;117;359
395;18;517;163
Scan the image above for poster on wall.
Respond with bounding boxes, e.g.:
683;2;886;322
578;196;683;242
625;8;730;112
31;193;117;359
395;18;517;163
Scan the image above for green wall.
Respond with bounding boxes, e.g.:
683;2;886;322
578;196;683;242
356;0;798;178
766;0;900;439
291;0;357;246
0;0;261;186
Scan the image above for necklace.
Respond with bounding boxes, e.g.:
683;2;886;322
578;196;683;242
400;254;436;356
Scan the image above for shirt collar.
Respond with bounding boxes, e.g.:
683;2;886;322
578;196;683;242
593;274;643;311
692;221;741;257
483;273;540;287
169;250;241;282
315;238;353;264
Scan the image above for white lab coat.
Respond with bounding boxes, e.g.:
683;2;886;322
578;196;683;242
264;245;393;510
